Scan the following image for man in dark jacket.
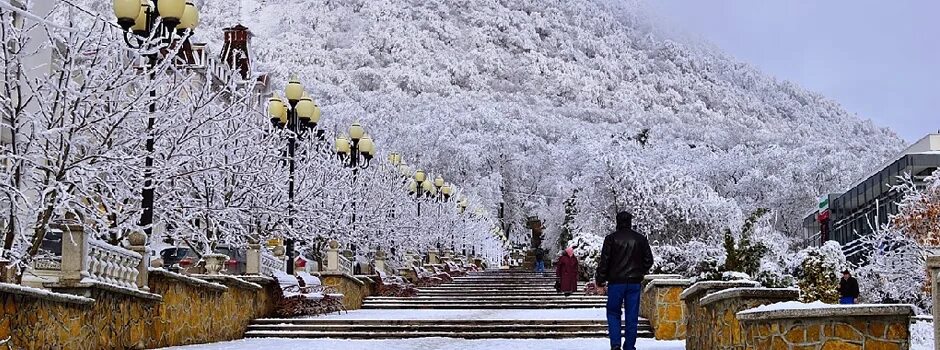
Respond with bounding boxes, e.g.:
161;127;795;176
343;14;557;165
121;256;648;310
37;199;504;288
838;269;860;304
596;211;654;350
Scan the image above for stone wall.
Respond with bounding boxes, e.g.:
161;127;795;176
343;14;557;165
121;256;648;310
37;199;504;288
0;269;278;350
318;273;374;310
681;280;760;350
642;278;691;340
640;274;682;320
737;304;914;350
696;288;799;350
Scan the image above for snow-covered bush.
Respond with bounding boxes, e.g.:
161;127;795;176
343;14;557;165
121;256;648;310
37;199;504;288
854;227;929;313
795;241;846;303
653;240;723;277
693;257;724;282
755;270;796;288
722;228;766;277
892;170;940;247
568;231;604;280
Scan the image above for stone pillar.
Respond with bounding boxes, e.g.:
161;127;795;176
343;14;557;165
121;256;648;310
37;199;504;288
126;231;150;292
643;278;692;340
928;255;940;350
325;240;340;273
428;249;440;265
57;222;87;285
246;243;261;275
374;250;387;274
681;280;760;350
697;288;799;349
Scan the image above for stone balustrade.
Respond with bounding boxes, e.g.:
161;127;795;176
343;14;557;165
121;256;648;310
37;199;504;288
373;250;389;275
737;304;914;349
642;278;692;340
337;254;354;275
696;288;799;350
246;243;286;277
57;222;143;291
681;280;760;350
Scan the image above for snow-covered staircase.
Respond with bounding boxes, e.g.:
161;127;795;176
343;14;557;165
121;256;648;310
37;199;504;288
363;271;601;309
245;270;653;339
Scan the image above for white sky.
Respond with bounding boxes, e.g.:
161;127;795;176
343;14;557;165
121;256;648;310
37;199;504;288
646;0;940;142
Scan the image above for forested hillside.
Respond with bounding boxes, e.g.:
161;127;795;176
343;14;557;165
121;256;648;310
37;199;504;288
158;0;906;245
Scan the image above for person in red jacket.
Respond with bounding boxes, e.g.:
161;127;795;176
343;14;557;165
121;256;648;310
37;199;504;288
556;246;579;297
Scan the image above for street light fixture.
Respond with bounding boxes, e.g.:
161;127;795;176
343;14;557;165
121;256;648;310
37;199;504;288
112;0;199;241
335;122;372;169
264;77;324;273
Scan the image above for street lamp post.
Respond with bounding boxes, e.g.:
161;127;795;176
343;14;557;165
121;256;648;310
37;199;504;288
408;169;436;216
334;122;374;253
112;0;199;239
266;77;322;273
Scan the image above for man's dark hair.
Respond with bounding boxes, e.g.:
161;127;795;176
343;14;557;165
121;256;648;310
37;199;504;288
616;211;633;231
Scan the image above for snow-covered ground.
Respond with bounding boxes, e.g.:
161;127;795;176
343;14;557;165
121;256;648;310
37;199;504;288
912;320;934;350
303;308;608;320
158;338;685;350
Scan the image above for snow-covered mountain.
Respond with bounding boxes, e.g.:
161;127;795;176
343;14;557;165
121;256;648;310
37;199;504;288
99;0;910;243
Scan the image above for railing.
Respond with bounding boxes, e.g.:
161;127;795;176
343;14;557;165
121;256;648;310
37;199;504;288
55;223;143;290
337;254;353;275
84;239;141;289
259;248;285;277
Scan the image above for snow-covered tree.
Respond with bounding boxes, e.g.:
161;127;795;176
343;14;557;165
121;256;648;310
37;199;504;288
891;170;940;247
795;241;846;303
854;226;929;313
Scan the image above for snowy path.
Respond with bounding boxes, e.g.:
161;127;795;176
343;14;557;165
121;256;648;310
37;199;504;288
158;337;686;350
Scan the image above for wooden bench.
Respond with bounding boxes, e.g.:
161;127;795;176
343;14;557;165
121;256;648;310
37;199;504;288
373;272;418;297
273;270;343;316
412;266;451;287
297;272;346;314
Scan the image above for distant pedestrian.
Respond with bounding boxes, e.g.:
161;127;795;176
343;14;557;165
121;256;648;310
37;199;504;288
534;247;546;274
596;211;654;350
556;246;579;297
838;269;860;304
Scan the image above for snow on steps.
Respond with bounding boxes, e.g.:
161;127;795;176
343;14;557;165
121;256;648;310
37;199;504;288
245;319;653;339
363;271;601;309
244;270;651;339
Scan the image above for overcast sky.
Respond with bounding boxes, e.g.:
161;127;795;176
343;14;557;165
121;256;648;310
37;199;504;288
646;0;939;143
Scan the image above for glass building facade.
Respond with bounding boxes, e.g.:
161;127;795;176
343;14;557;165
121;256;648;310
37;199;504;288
801;134;940;257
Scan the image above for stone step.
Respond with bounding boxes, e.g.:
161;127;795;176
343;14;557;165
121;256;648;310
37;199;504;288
244;319;654;340
367;296;606;301
246;324;652;334
244;330;654;339
414;290;589;294
250;319;650;326
361;303;606;309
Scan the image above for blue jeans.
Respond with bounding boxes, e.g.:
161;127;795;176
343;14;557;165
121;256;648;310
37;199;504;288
607;283;641;349
535;260;545;273
840;296;856;304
